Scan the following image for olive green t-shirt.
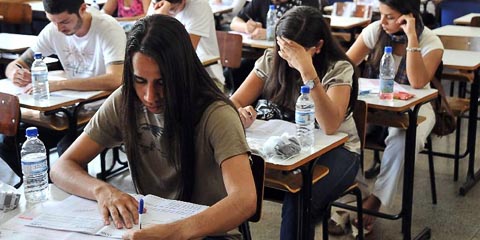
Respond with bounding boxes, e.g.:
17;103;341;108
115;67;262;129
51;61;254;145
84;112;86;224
84;88;250;206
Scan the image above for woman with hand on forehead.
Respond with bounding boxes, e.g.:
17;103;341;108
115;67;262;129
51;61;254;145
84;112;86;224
231;6;361;239
346;0;443;233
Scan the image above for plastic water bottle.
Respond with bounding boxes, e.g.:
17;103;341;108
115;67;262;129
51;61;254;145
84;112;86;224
379;46;395;100
266;5;276;41
31;52;49;101
295;86;315;150
21;127;49;203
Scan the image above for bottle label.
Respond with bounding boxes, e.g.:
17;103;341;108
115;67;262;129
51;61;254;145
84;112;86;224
295;111;314;125
380;78;394;94
22;157;47;175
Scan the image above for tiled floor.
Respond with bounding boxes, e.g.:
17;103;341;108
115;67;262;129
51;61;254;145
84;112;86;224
2;116;480;240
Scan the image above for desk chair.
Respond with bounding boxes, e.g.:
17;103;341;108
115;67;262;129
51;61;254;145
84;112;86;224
216;31;243;95
0;92;22;188
471;16;480;27
238;154;265;240
332;2;372;19
438;35;480;181
0;2;32;26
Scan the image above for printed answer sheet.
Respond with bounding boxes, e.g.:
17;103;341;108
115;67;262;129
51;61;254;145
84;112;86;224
6;194;207;239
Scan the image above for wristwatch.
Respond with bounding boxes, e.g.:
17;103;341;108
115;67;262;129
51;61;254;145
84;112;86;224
304;76;319;89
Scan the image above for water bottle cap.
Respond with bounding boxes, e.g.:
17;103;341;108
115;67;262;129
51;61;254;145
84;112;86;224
25;127;38;137
34;52;42;59
269;4;275;10
384;46;392;53
300;85;310;93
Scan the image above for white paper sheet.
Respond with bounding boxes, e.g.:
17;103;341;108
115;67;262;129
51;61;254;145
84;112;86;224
24;195;207;239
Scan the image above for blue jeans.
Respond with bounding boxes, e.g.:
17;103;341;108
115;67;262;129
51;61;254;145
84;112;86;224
280;147;360;240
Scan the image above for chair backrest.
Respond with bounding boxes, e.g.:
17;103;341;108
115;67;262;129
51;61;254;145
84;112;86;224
353;99;367;171
249;154;265;222
216;31;243;69
0;2;32;25
332;2;372;19
0;92;20;137
470;16;480;27
353;100;367;151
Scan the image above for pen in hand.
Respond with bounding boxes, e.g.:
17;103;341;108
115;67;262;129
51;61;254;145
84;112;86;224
138;198;144;229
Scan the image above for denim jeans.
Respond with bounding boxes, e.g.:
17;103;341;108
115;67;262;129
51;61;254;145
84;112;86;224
280;147;360;240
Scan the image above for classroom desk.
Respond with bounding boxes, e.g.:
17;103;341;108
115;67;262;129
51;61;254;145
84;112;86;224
327;16;371;45
329;16;371;30
229;31;275;49
442;50;480;195
0;184;70;225
199;54;221;67
209;2;233;15
358;80;438;239
453;13;480;25
246;120;348;240
432;25;480;38
0;33;37;53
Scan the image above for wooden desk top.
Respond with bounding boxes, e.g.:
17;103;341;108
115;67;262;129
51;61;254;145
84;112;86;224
0;33;37;53
433;25;480;38
443;49;480;71
209;3;233;15
358;78;438;112
329;16;371;30
229;31;275;49
246;120;348;171
199;54;220;67
453;13;480;25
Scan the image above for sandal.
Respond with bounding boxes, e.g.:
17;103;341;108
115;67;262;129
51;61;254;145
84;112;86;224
327;211;350;235
351;221;372;238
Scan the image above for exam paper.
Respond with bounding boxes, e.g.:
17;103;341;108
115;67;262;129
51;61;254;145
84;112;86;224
25;195;208;239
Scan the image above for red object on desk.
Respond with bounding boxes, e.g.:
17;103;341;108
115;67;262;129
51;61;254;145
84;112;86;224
394;91;415;100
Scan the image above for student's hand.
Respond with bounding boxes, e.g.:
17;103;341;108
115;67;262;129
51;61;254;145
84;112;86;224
276;37;315;75
12;68;31;87
238;106;257;128
153;0;172;15
397;14;416;39
94;185;140;229
250;28;266;40
245;19;262;34
122;222;182;240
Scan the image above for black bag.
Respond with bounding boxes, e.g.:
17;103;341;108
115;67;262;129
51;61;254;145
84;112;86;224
255;99;295;122
430;77;456;136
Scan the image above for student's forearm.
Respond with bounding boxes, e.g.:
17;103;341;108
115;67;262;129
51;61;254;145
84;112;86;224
230;17;247;33
51;158;111;201
175;192;256;239
53;73;122;91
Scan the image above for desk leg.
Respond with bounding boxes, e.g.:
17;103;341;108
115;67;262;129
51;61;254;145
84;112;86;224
299;163;315;240
460;69;480;195
401;108;419;239
403;107;432;240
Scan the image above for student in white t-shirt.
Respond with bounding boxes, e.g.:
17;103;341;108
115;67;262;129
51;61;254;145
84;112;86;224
149;0;226;87
346;0;443;234
5;0;126;93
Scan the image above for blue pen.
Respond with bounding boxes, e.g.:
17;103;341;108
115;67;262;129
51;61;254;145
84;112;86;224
138;199;144;229
359;89;371;95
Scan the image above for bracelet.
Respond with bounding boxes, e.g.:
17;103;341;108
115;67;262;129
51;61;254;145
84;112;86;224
406;47;421;52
